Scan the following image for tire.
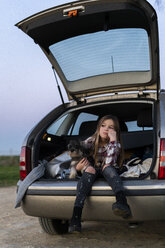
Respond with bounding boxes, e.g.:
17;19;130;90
38;217;69;235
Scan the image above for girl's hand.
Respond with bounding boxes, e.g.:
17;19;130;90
108;129;117;142
76;158;90;171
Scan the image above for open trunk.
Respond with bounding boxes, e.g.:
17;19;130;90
16;0;159;180
38;97;156;180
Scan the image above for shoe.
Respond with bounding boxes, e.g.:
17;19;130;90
112;201;132;219
112;191;132;219
68;223;81;233
68;207;82;233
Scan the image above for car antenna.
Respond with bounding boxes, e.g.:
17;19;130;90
52;66;65;105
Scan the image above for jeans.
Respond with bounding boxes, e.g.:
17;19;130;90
74;165;124;208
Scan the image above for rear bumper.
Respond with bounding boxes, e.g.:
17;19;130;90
20;179;165;221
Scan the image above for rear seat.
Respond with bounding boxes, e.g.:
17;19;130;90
122;130;153;150
79;121;98;137
78;109;153;150
122;108;153;149
79;120;128;140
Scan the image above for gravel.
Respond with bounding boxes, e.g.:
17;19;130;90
1;186;165;248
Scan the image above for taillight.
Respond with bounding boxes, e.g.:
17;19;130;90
19;146;31;180
158;139;165;179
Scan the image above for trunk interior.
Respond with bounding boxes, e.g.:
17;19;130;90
37;98;156;180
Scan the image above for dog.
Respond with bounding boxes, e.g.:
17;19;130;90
67;140;94;178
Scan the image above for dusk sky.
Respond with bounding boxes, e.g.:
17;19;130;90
0;0;164;155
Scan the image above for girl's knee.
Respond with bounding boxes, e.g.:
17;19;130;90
102;165;117;177
102;164;110;171
102;164;111;173
85;166;96;174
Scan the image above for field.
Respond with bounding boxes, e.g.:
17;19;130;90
0;156;19;186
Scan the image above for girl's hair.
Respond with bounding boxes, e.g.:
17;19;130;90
91;115;124;167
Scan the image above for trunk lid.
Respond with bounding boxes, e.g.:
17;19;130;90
16;0;159;100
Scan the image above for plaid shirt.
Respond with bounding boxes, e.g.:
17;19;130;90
82;137;121;167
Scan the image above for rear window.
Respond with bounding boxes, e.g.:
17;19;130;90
126;121;153;132
50;28;150;81
47;112;98;136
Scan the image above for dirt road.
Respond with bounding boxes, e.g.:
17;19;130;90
1;186;165;248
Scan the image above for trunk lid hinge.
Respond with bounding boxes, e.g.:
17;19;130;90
138;90;150;98
71;95;86;105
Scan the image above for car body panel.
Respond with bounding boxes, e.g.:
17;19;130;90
160;91;165;138
21;179;165;221
16;95;160;221
16;0;159;100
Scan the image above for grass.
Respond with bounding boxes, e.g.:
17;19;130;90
0;156;20;187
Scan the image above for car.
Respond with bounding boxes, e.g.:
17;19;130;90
16;0;165;235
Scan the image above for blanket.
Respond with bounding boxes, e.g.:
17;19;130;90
15;152;71;208
15;160;47;208
120;158;152;178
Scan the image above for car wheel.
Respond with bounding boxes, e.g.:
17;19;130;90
39;217;69;235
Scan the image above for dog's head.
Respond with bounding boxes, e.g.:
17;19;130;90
68;140;83;159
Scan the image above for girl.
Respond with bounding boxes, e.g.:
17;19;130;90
69;115;132;233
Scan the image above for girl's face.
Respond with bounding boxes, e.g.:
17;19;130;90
99;119;115;141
